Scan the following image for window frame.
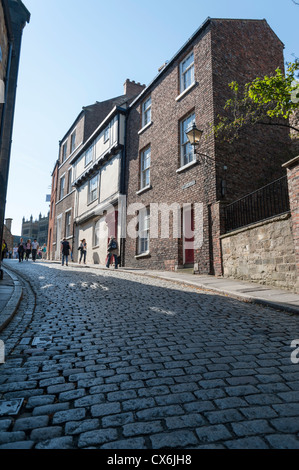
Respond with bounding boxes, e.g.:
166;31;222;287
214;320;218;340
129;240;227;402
88;174;99;204
70;130;76;153
62;142;67;163
180;112;196;168
104;125;110;143
140;146;151;190
67;168;73;194
65;210;71;238
85;145;94;167
59;175;65;200
138;207;150;255
141;96;152;128
179;51;195;94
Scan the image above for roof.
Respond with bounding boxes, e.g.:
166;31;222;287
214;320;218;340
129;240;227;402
129;17;284;107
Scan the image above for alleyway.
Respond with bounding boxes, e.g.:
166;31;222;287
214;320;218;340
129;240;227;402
0;260;299;449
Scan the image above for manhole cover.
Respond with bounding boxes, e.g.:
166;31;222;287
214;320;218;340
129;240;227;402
32;336;52;347
0;398;24;416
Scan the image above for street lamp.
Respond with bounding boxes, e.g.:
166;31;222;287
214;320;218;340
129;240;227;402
186;123;227;198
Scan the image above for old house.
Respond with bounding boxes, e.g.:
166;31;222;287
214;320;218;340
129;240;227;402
124;18;290;275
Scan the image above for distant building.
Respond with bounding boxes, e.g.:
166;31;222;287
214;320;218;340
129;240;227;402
21;213;49;246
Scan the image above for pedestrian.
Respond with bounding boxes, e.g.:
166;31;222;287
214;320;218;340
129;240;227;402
106;236;118;269
13;245;18;259
31;239;39;262
41;243;47;260
25;239;31;261
78;239;87;264
1;239;7;260
17;238;25;262
61;238;71;266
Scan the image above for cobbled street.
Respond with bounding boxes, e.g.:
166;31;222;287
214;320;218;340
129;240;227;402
1;260;299;450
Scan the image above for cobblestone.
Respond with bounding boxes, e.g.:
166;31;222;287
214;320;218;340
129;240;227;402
0;260;299;449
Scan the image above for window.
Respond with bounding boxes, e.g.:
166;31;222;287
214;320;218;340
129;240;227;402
65;211;71;238
180;52;194;93
59;175;65;200
85;145;94;166
138;207;150;255
142;97;151;128
62;143;67;162
180;113;195;167
71;131;76;153
140;147;151;189
88;174;98;203
104;125;110;143
67;168;72;194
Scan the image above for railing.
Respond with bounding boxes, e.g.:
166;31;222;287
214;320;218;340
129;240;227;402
224;175;290;233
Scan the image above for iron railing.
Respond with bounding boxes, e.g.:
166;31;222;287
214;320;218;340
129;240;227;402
224;175;290;233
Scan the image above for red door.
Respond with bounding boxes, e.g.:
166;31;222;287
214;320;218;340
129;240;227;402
184;207;194;265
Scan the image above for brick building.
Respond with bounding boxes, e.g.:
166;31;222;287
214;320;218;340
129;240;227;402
50;80;145;261
124;18;290;275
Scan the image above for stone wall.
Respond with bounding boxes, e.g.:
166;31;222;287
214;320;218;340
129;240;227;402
221;213;298;292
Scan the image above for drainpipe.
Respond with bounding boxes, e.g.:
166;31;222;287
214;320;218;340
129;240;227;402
120;111;128;268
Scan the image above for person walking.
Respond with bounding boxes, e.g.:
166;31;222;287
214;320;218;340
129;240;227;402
25;240;31;261
17;238;25;262
31;239;39;262
41;243;47;260
61;238;71;266
1;240;7;260
78;239;87;264
106;236;118;269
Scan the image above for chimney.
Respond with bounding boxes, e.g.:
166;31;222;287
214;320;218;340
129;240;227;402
5;218;12;233
123;79;146;98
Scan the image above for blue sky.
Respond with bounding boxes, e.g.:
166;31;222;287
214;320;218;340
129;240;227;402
5;0;298;235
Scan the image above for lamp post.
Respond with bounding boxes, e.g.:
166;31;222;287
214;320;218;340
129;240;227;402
185;123;227;275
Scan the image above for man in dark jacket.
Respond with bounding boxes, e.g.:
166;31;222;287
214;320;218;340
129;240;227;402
61;238;71;266
106;237;118;269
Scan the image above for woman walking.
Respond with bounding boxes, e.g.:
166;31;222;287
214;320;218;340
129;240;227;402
25;240;31;261
79;239;87;264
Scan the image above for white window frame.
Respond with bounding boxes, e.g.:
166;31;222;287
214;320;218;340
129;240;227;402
88;174;98;204
62;142;67;162
140;147;151;190
180;51;194;93
59;175;65;200
85;145;94;166
180;113;196;168
67;168;73;194
104;125;110;143
70;130;76;153
142;96;151;128
138;207;150;255
65;210;71;238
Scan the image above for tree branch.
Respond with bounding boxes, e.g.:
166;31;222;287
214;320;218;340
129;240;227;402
257;121;299;133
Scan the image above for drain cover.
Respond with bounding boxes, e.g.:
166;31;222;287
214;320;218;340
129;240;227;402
32;336;52;347
0;398;24;416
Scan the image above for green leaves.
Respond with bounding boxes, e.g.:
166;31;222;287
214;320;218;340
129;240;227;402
214;60;299;142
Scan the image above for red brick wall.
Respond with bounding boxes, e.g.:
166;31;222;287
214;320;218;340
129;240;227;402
124;19;288;274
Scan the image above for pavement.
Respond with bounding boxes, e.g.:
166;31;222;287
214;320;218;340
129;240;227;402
0;265;22;332
0;259;298;333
